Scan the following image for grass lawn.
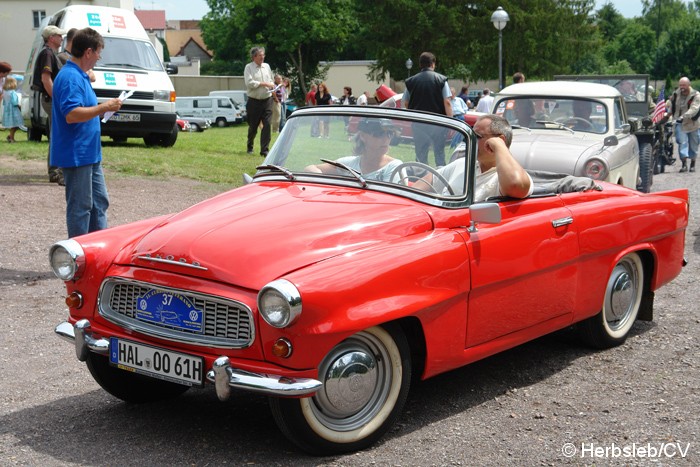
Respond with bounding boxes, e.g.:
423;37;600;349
0;123;275;188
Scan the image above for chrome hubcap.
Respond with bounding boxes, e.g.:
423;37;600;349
605;260;638;331
309;331;392;431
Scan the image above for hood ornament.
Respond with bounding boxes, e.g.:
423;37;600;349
137;253;208;271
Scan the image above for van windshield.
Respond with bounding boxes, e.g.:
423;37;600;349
96;37;164;71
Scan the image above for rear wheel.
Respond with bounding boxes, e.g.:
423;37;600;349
86;352;190;403
578;253;644;349
270;324;411;455
216;118;227;128
190;122;200;132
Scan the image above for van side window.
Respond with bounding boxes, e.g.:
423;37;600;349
195;99;212;109
218;99;232;108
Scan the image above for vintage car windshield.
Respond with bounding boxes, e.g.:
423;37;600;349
495;97;609;134
257;110;474;201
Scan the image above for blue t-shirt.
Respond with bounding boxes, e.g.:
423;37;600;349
50;60;102;168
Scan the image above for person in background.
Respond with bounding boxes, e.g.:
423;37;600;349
271;74;283;133
51;27;122;238
0;61;10;97
475;88;494;113
669;77;700;172
357;91;369;106
402;51;452;167
58;28;97;82
315;82;332;138
457;85;472;108
2;76;22;142
243;46;275;156
33;25;66;185
512;72;525;84
306;83;318;137
450;87;468;121
338;86;356;106
305;83;317;106
279;76;290;131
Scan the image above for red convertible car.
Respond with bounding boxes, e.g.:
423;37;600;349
51;106;688;455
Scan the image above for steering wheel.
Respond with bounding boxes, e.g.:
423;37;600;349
390;162;455;195
557;117;594;131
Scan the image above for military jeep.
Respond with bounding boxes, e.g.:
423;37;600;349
554;74;657;193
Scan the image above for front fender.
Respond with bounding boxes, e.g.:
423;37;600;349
259;229;471;370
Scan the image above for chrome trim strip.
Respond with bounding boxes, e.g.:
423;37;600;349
208;356;322;399
552;216;574;228
136;255;208;270
98;278;255;349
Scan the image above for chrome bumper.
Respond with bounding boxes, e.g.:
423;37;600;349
55;320;322;398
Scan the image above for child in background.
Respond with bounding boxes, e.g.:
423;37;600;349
2;76;22;142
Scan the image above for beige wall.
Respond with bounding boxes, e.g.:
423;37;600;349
319;61;390;99
0;0;134;74
171;75;245;97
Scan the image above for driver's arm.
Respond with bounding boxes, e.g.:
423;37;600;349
485;137;532;199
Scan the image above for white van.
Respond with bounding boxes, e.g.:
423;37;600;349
21;5;179;147
209;90;248;120
176;96;242;127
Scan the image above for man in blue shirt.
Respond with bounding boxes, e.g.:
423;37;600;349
50;28;122;238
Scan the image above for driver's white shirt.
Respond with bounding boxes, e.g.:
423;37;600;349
437;160;533;201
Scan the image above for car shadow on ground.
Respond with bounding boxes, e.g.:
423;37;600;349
0;323;655;464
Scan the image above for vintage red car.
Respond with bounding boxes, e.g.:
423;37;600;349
51;106;688;455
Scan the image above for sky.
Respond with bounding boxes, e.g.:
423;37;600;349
133;1;682;21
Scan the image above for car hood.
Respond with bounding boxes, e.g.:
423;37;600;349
118;183;433;289
509;132;603;173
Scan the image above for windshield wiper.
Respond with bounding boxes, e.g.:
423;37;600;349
256;164;295;180
536;120;574;134
320;158;367;188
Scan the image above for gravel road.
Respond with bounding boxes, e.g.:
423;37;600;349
0;155;698;466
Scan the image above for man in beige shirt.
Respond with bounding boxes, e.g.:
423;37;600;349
243;46;275;156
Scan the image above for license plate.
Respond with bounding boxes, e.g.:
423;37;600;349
109;338;204;386
110;112;141;122
135;290;203;333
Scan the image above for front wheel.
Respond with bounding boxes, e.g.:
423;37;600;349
578;253;644;349
269;324;411;455
86;352;190;403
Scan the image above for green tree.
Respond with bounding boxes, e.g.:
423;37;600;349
603;20;656;73
200;0;357;97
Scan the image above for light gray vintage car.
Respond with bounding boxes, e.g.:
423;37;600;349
492;81;640;191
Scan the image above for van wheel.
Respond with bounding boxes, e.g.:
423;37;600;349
216;118;227;128
160;123;179;147
111;136;127;143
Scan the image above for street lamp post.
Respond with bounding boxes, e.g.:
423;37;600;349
491;6;509;91
405;58;413;78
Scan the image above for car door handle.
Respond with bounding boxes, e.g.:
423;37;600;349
552;217;573;228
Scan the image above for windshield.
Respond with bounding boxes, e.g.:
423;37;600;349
494;97;608;134
257;110;474;200
96;37;164;71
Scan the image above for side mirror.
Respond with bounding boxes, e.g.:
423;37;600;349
468;202;501;232
165;63;178;75
603;135;619;147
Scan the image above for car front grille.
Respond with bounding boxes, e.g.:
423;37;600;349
95;89;155;100
99;278;254;348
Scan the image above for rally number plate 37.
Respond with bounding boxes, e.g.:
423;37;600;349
109;337;204;386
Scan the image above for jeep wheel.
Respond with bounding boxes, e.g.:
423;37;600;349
28;126;43;142
637;141;653;193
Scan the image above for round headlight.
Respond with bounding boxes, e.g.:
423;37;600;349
258;279;302;328
584;158;609;181
49;239;85;281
